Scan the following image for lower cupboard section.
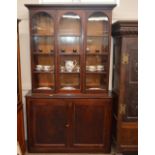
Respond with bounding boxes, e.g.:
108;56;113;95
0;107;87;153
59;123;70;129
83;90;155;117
26;96;112;153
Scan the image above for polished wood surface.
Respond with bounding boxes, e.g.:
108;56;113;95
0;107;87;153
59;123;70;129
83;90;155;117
112;21;138;154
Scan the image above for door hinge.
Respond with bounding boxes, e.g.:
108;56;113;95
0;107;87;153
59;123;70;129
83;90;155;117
122;53;129;64
119;104;126;115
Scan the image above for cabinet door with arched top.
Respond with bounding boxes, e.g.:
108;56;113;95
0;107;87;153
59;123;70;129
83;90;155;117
85;12;110;92
57;11;83;93
30;11;56;93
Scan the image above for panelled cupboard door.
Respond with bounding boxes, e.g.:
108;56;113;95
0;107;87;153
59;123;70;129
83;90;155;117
27;99;68;151
72;99;112;152
122;37;138;121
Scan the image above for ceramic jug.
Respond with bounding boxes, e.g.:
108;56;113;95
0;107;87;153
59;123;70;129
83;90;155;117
65;60;77;72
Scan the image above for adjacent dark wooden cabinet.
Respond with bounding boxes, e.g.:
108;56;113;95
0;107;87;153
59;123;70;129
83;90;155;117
112;21;138;154
25;4;116;153
17;19;26;154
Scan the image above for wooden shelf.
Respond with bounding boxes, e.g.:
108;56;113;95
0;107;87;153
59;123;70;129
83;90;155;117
86;71;106;74
59;34;81;37
32;34;54;37
87;34;108;37
86;53;108;56
59;53;80;56
60;71;80;74
33;52;54;55
33;70;54;74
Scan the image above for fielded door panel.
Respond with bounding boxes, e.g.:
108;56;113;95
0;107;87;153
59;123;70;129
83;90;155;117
27;99;69;149
72;99;112;151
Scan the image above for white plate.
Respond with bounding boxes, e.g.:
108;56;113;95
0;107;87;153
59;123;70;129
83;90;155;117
88;88;101;90
61;86;76;90
37;87;52;90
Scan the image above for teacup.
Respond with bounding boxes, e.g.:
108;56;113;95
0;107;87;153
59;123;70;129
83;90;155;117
96;65;104;70
43;65;51;71
36;65;43;71
65;60;77;72
87;66;96;72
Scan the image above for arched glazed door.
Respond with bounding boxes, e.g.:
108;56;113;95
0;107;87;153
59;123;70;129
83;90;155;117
58;12;82;92
85;12;110;92
31;12;55;93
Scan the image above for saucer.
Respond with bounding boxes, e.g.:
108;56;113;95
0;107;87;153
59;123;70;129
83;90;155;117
35;68;43;71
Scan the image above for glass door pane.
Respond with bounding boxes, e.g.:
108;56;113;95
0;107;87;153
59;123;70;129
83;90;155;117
86;12;109;91
58;13;81;91
31;12;55;91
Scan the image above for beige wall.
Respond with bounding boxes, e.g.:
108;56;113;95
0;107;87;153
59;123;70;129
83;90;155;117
17;0;138;138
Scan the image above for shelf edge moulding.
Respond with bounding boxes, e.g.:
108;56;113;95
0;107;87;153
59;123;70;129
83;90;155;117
40;0;119;4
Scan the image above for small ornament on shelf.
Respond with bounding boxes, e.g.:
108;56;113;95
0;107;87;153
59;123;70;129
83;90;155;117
95;49;100;53
50;49;54;53
38;49;42;53
35;65;43;71
61;49;65;53
73;48;77;53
